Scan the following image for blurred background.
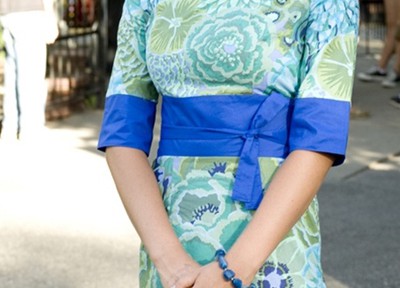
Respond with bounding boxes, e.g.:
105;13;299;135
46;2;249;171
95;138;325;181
0;0;124;121
0;0;399;287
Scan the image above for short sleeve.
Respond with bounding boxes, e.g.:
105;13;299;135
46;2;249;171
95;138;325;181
289;0;359;165
98;0;159;154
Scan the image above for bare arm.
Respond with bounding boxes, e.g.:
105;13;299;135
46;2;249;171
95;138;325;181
193;150;334;287
106;147;200;287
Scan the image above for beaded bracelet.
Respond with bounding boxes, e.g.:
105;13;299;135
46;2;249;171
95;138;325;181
215;249;256;288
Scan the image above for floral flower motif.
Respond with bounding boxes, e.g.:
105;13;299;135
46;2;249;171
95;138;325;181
258;262;294;288
147;157;324;286
147;52;203;96
254;200;322;287
185;9;275;88
191;203;220;224
208;162;227;177
158;159;251;241
148;0;205;54
169;178;232;229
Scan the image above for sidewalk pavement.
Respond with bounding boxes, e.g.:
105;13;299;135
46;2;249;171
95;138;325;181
0;50;399;288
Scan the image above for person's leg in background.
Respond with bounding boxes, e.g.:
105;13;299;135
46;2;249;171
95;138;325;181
377;0;398;73
358;0;400;86
390;20;400;108
382;0;400;88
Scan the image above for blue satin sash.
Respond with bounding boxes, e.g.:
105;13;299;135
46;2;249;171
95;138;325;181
158;92;293;210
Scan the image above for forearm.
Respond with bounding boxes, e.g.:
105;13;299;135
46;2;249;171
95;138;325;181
106;147;195;273
227;150;334;282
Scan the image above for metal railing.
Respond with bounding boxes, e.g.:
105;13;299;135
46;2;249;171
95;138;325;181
359;0;386;54
46;0;108;120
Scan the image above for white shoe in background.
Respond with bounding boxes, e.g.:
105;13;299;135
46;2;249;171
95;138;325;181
357;66;387;82
382;70;400;88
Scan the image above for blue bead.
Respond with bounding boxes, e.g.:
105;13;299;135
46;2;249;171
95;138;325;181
223;269;235;281
215;249;226;257
248;284;256;288
217;255;228;269
232;278;243;288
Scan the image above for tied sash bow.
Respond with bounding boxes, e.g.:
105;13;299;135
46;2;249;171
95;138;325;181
231;95;288;209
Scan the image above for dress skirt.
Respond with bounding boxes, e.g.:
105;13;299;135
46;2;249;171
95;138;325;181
139;156;325;288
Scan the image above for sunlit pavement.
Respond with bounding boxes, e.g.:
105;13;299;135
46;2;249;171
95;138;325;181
1;47;400;287
0;111;140;288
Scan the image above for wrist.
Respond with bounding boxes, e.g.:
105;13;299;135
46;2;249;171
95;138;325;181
152;242;192;268
152;246;199;288
215;249;256;288
152;244;196;276
225;251;261;284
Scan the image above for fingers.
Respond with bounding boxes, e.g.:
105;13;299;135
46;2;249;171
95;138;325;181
163;263;200;288
169;272;197;288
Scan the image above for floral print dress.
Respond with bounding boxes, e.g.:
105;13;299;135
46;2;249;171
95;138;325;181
98;0;359;287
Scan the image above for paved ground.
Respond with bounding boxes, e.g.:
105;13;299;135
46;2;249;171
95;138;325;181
318;49;400;288
0;47;399;288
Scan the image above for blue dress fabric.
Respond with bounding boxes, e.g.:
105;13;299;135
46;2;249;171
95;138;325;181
98;0;359;287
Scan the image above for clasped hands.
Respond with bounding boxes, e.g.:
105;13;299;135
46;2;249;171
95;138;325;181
163;261;235;288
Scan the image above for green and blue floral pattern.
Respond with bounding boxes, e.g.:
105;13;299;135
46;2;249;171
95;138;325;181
106;0;158;100
107;0;359;287
198;0;264;14
184;9;274;92
108;0;358;101
139;157;324;287
149;0;205;54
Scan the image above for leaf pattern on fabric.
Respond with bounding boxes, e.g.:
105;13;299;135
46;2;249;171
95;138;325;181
316;34;357;100
149;0;205;54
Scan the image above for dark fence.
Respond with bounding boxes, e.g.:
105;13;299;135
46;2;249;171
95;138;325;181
46;0;108;120
359;0;386;54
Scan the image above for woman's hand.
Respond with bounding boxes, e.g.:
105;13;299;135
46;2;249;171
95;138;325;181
193;151;334;288
192;262;227;288
158;258;201;288
106;147;200;287
192;262;253;288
